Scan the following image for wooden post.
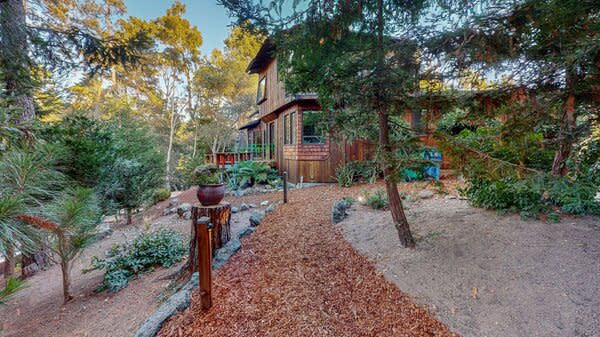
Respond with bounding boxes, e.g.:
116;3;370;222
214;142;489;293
196;216;212;310
283;171;288;204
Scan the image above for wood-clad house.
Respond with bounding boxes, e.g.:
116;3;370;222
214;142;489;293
238;40;452;183
238;41;373;183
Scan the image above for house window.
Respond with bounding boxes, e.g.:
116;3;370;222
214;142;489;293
283;114;289;144
302;110;325;144
284;112;297;145
411;109;425;132
257;76;266;103
290;112;296;144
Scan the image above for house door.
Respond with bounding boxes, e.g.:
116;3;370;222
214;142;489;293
268;121;276;160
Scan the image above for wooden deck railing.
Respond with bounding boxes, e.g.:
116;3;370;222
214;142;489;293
205;144;276;168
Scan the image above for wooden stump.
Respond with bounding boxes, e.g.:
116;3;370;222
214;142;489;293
192;202;231;254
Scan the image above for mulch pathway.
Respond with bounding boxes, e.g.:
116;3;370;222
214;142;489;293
157;184;459;337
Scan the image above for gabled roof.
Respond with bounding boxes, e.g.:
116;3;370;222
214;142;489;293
246;39;276;74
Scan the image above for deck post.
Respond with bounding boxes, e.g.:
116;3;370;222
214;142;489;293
283;171;288;204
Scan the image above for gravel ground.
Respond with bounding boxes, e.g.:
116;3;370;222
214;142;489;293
336;188;600;337
157;184;457;337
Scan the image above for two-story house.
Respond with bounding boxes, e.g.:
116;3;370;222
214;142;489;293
239;40;373;183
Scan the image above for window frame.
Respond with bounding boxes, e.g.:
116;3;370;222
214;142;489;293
301;110;325;145
290;112;296;144
283;113;289;144
256;76;267;104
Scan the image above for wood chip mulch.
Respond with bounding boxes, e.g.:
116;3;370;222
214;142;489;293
157;184;459;337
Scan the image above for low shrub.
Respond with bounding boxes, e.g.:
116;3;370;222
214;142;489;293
335;165;355;187
226;161;279;189
335;160;380;187
464;176;600;220
362;188;388;210
146;188;171;206
86;229;185;292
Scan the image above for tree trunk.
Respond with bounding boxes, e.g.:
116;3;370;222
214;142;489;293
192;121;199;159
166;108;176;189
378;111;416;248
3;246;16;284
0;0;35;122
60;260;72;304
57;231;72;304
126;208;132;225
551;94;576;176
374;0;415;248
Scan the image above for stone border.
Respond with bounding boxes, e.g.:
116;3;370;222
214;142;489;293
134;226;257;337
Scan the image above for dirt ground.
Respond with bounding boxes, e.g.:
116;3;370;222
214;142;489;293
158;183;457;337
0;191;282;337
336;186;600;337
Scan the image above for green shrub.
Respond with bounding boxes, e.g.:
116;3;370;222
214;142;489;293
226;161;279;189
146;188;171;206
335;164;356;187
87;229;185;292
363;189;388;210
465;176;600;219
336;160;380;187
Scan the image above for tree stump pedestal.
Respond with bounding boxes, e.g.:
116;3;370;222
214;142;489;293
189;202;231;265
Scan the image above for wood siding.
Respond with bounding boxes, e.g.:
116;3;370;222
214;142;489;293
257;58;289;118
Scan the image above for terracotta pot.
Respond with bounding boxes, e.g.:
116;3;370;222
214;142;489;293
197;183;226;206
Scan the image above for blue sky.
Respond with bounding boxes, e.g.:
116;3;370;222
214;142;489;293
124;1;234;55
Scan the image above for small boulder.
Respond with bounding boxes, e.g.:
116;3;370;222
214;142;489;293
418;190;434;199
162;207;176;216
95;222;113;239
265;204;276;214
183;211;192;220
444;195;457;200
260;200;269;207
249;211;265;227
177;203;192;217
239;203;249;211
248;203;258;209
22;262;39;277
231;206;240;214
168;198;179;208
331;199;351;224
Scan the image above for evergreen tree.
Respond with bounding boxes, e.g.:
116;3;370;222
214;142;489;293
220;0;440;247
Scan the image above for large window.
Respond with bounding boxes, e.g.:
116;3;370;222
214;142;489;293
302;110;325;144
257;76;266;103
283;112;296;145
